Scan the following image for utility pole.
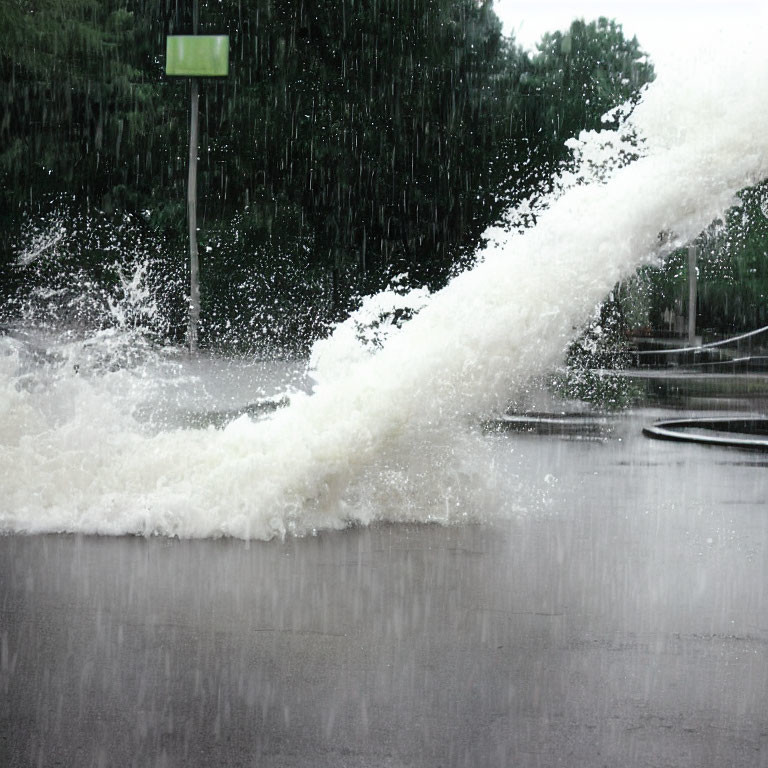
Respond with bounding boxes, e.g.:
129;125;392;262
165;3;228;352
187;0;200;352
687;244;697;346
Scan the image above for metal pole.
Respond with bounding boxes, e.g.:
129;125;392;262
687;244;697;346
187;0;200;352
187;78;200;352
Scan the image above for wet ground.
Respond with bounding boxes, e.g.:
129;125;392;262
2;395;767;767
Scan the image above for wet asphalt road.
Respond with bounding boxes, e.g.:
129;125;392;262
1;408;767;767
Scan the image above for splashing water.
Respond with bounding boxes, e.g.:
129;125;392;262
2;40;767;539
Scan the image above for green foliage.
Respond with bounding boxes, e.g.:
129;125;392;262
522;18;654;162
5;199;187;339
548;367;644;409
567;295;632;370
198;200;333;355
1;1;658;348
0;0;166;207
550;295;641;409
622;181;768;337
696;182;768;332
193;0;528;291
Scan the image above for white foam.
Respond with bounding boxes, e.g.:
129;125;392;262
2;35;767;539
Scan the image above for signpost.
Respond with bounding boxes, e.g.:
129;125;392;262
687;245;698;346
165;7;229;352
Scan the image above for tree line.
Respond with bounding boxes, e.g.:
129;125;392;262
1;1;655;351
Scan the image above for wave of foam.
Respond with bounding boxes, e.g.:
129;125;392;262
2;35;767;539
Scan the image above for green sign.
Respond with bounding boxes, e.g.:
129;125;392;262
165;35;229;77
